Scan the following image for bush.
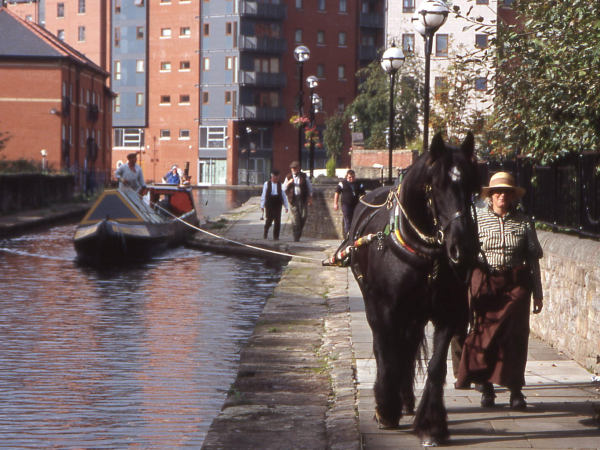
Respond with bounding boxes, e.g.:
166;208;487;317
326;156;336;177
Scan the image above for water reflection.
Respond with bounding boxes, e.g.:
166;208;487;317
0;223;282;447
194;188;260;221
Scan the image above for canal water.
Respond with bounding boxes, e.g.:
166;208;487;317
0;189;281;447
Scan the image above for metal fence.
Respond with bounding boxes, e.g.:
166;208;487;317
481;153;600;239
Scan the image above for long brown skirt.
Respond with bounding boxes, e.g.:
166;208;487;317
455;266;531;390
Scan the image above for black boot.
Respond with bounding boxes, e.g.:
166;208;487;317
480;382;496;407
510;389;527;410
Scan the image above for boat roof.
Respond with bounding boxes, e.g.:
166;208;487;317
80;187;165;225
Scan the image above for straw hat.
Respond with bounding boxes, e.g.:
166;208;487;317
481;171;525;199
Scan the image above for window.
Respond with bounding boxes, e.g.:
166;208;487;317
475;77;487;91
160;95;171;104
114;128;144;148
202;92;209;104
435;34;448;57
339;0;347;12
179;60;191;71
317;31;325;45
134;0;144;5
136;26;144;40
318;0;325;11
115;0;121;13
57;2;64;18
295;0;302;8
338;32;346;46
475;34;488;49
476;0;489;4
402;33;415;54
295;29;302;43
337;65;345;80
200;126;227;149
403;0;415;13
502;0;514;5
136;59;144;72
225;56;233;70
160;61;171;71
226;22;232;35
114;27;121;47
114;60;121;79
114;94;120;113
179;94;190;104
337;98;345;112
160;129;171;139
78;26;85;42
160;28;172;38
179;129;190;140
78;0;85;14
317;64;325;78
136;93;144;106
434;76;448;100
203;57;210;71
203;23;209;36
225;91;232;104
57;29;65;41
160;0;171;3
180;27;191;38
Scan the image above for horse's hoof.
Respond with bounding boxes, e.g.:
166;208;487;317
421;438;439;447
374;409;399;429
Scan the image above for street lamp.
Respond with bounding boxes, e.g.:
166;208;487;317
380;44;405;185
413;0;449;152
40;149;47;172
306;75;319;178
294;45;310;167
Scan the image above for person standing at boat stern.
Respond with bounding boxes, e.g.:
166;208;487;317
455;171;543;410
283;161;313;242
333;169;365;236
260;170;289;240
115;153;146;193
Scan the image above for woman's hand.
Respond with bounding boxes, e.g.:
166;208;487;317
533;297;543;314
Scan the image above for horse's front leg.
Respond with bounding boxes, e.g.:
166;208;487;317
414;323;453;446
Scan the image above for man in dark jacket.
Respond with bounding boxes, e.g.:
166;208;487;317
283;161;313;242
333;169;365;236
260;170;289;240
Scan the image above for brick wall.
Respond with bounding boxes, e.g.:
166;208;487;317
351;148;417;179
303;183;345;240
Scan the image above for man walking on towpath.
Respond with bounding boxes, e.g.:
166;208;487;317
283;161;313;242
260;169;289;240
334;169;365;236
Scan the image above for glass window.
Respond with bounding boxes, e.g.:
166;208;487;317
136;27;144;40
161;28;172;38
160;61;171;71
295;0;302;8
403;0;414;13
179;129;190;139
225;91;232;104
179;94;190;104
180;27;191;37
337;65;345;80
57;3;64;18
160;95;171;104
57;29;65;41
339;0;346;12
475;77;487;91
338;32;346;46
78;0;85;14
226;22;232;35
136;59;144;72
317;31;325;45
136;93;144;106
317;64;325;78
114;94;120;113
115;0;121;13
180;61;190;70
475;34;488;49
203;58;210;71
435;34;448;57
295;29;302;43
114;60;121;79
202;92;209;104
402;33;414;54
225;56;233;70
200;126;227;149
78;26;85;42
318;0;325;11
114;27;121;47
434;76;448;100
160;129;171;139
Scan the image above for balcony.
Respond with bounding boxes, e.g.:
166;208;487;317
86;137;98;162
359;12;384;28
87;103;99;122
240;1;286;20
239;71;286;88
239;36;286;54
358;45;378;62
239;105;286;122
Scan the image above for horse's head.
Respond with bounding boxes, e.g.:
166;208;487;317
423;132;480;271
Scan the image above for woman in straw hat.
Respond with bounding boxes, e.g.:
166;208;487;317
455;171;543;410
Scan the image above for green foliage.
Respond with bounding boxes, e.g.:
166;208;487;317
493;0;600;163
326;155;336;177
345;56;422;149
0;158;41;173
323;113;345;159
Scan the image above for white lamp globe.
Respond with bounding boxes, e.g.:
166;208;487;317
294;45;310;63
417;0;449;32
380;46;405;73
306;75;319;89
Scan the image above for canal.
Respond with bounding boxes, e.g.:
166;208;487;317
0;188;282;447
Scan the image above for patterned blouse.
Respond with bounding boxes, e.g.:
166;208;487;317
475;203;544;298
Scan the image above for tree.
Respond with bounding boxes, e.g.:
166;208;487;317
344;56;423;150
492;0;600;163
323;112;344;162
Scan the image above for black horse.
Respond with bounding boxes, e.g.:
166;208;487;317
348;133;480;446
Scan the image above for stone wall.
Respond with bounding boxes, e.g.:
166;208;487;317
533;230;600;374
304;184;345;240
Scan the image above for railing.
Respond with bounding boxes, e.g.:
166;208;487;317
482;152;600;238
359;12;384;28
239;71;286;88
239;36;286;53
86;103;99;122
239;0;286;19
238;105;286;122
358;45;377;61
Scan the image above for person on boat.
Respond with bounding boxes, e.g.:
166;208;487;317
283;161;313;242
260;169;289;240
115;152;146;193
163;165;180;184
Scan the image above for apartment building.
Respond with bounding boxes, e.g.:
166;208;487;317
7;0;384;185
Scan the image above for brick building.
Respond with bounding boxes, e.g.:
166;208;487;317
0;7;113;190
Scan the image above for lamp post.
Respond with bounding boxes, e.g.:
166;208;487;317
380;44;405;185
294;45;310;167
306;75;319;178
413;0;449;152
40;149;47;172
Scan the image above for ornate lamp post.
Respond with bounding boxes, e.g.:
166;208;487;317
293;45;310;166
380;44;405;185
306;75;319;178
413;0;449;152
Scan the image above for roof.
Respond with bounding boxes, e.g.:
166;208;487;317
0;7;108;77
